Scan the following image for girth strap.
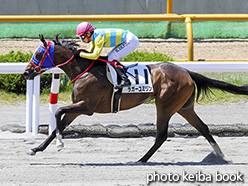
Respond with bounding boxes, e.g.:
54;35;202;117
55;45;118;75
111;88;122;113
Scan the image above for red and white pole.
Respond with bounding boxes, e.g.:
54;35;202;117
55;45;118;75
49;73;60;135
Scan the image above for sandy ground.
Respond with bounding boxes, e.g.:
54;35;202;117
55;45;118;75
0;132;248;186
0;38;248;185
0;38;247;60
1;103;248;128
0;103;248;185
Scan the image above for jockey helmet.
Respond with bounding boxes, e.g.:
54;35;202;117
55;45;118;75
76;22;94;36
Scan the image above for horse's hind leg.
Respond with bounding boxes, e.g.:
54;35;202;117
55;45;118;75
178;106;225;158
138;108;172;163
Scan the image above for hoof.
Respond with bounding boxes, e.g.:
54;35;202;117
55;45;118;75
56;134;64;152
57;142;64;152
27;149;36;156
202;152;230;164
215;151;225;159
210;142;224;158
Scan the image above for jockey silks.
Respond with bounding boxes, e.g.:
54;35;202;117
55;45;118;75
79;29;128;60
79;29;139;61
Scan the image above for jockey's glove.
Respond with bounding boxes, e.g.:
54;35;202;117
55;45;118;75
73;50;80;57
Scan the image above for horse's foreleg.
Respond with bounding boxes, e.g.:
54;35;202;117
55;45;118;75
28;113;78;155
28;130;56;155
54;101;94;151
55;108;65;151
178;108;225;158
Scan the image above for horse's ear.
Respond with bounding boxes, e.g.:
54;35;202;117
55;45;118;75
39;34;47;48
52;33;61;45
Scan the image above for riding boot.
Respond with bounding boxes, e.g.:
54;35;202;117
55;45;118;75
113;66;131;89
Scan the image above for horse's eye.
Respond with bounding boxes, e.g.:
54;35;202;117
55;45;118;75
35;50;43;61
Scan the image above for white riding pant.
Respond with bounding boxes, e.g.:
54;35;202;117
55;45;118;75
107;30;139;61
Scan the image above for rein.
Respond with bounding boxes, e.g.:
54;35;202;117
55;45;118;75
70;60;95;83
51;55;95;83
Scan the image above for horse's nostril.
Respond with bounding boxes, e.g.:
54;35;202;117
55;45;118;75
23;71;30;79
23;71;28;76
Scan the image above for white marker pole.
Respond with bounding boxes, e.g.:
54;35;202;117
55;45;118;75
26;79;33;133
32;75;40;135
49;74;60;135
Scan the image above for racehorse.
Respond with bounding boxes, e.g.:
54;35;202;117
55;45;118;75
23;34;248;163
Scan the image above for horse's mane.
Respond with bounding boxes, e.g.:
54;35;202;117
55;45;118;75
52;33;108;64
51;33;107;65
52;33;78;53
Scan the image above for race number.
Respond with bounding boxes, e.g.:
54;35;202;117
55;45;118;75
122;67;153;93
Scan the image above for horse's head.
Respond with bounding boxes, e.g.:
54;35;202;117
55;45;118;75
23;34;56;80
23;34;78;80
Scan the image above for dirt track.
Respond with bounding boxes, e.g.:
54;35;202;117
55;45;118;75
0;102;248;185
0;132;248;186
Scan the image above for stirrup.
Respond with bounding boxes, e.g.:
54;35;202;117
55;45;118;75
115;79;131;89
123;63;138;70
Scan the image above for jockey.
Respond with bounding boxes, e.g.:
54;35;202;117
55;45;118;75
74;22;139;89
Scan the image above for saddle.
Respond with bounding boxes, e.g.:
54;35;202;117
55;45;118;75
105;62;153;113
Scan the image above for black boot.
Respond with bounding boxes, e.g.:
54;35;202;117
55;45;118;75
113;66;131;89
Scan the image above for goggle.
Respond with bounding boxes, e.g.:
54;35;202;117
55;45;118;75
80;33;87;40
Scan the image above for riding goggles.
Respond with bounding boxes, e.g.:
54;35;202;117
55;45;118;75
80;33;87;40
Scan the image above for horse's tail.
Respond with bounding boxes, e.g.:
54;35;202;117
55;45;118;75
187;70;248;101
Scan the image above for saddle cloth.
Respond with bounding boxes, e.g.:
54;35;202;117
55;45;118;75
106;63;154;93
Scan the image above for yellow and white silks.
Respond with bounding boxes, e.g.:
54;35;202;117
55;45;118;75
80;29;139;61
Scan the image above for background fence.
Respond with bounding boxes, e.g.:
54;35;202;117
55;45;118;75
1;13;247;61
0;0;247;15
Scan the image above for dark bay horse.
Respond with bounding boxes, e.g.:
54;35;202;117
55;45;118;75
23;35;248;163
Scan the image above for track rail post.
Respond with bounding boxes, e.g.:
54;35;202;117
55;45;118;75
26;79;33;133
26;75;40;134
167;0;173;14
32;75;40;135
185;16;194;61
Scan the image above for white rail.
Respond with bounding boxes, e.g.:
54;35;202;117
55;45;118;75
2;62;248;74
0;63;64;74
1;61;248;135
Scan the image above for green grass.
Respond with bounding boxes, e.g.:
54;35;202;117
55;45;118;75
121;50;174;62
0;91;73;106
1;22;248;39
0;90;26;105
195;72;248;104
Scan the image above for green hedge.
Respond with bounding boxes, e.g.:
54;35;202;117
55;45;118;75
120;50;174;62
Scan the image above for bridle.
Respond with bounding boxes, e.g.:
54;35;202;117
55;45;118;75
30;41;94;83
30;41;56;74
